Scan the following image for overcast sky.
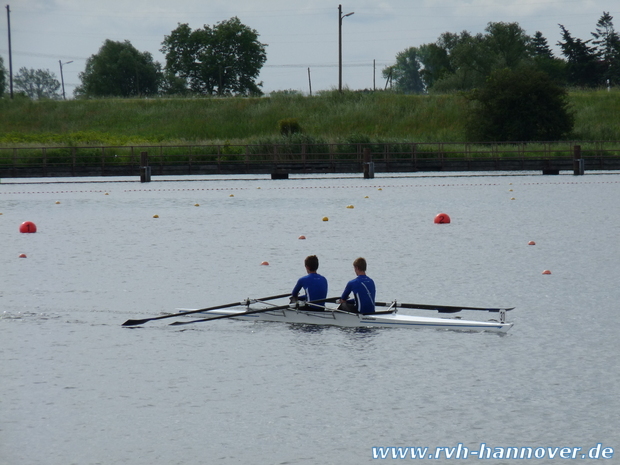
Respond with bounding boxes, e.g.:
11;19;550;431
0;1;616;97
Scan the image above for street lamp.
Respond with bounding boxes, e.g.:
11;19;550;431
338;4;354;92
59;60;73;100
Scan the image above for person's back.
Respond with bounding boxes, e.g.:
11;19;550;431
291;255;328;308
340;257;376;314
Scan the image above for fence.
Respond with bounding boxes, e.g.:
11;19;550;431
1;141;619;178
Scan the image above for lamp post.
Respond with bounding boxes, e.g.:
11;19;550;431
338;4;354;92
59;60;73;100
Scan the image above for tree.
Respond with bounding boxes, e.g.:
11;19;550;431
0;56;6;97
14;67;61;99
382;47;425;93
76;40;161;98
465;67;574;142
161;17;267;96
557;24;601;87
591;12;620;84
530;31;567;83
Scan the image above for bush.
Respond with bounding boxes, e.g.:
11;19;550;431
278;118;302;136
465;67;574;142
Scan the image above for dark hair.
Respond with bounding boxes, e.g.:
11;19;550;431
353;257;367;271
305;255;319;272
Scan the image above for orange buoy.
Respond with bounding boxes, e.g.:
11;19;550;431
19;253;27;258
542;270;552;275
298;235;306;240
19;221;37;233
528;241;536;245
434;213;451;224
260;261;269;266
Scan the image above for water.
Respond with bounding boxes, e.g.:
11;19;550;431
2;173;619;464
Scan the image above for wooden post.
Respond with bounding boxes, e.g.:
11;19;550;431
140;151;151;182
573;145;584;175
363;148;374;179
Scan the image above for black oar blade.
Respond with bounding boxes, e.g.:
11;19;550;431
122;318;150;326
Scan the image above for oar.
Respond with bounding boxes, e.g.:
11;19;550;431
122;293;290;326
169;297;340;326
375;301;514;313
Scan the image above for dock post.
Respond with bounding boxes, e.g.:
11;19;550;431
573;145;584;175
140;151;151;182
363;148;374;179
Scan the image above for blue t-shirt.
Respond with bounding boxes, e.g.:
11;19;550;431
291;273;328;306
341;275;376;314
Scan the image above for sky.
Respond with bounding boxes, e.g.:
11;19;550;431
0;0;616;97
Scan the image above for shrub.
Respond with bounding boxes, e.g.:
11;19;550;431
465;67;575;142
278;118;302;136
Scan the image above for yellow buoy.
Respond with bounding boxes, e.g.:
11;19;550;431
55;201;61;204
153;214;159;218
194;203;200;207
322;216;329;222
346;205;354;209
229;194;234;197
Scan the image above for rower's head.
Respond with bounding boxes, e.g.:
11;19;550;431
353;257;367;275
305;255;319;273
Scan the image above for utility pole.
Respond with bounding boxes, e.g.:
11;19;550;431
59;60;73;100
338;4;354;92
6;4;13;99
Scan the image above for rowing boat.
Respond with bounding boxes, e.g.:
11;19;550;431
175;301;514;332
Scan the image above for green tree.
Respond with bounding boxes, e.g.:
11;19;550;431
0;56;6;97
465;67;574;142
14;67;61;99
591;12;620;85
161;17;267;96
530;31;567;83
557;24;600;87
382;47;425;93
76;40;161;98
412;23;533;93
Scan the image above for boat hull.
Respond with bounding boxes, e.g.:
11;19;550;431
182;306;513;332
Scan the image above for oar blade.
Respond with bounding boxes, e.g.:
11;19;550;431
122;318;150;327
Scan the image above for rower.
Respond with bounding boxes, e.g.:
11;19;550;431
338;257;376;314
290;255;328;310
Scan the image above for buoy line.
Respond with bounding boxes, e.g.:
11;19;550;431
1;180;618;195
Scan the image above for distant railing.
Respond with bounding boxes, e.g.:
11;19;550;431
1;141;619;178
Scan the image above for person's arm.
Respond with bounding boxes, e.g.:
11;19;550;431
291;277;304;300
340;281;352;302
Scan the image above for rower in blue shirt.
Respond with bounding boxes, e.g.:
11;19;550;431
291;255;328;309
339;257;376;314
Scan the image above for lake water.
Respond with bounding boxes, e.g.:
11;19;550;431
1;172;619;464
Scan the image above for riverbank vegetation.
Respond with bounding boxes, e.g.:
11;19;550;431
0;89;618;148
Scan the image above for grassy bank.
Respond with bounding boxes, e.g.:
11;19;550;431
0;90;618;146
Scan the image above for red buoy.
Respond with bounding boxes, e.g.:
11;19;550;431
434;213;451;224
19;253;27;258
261;261;269;266
542;270;552;275
19;221;37;233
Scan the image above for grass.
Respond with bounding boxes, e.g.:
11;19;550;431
0;89;618;148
